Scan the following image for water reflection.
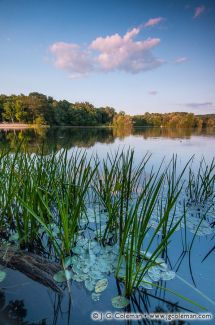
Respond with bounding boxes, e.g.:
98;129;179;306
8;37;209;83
0;127;215;154
0;290;46;325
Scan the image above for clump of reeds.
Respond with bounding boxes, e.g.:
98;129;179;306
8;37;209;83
186;158;215;205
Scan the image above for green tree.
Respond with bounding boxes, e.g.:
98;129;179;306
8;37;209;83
3;100;16;123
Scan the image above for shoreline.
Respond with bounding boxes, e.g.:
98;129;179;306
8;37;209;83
0;124;214;131
0;123;48;130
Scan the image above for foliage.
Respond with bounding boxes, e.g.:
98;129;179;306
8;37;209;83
133;112;215;128
0;93;214;127
0;93;116;126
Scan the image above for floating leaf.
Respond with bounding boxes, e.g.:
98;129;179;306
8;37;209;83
98;260;111;272
141;275;154;289
148;266;161;281
71;255;78;264
92;292;101;301
72;246;85;254
53;270;72;283
157;262;168;271
111;296;129;308
160;270;176;281
82;265;90;274
63;256;73;268
91;270;104;280
85;279;95;291
76;238;88;247
72;264;83;274
95;278;108;293
0;270;6;282
72;273;87;282
155;257;165;264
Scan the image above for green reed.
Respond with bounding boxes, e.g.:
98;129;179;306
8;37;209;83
187;157;215;204
114;156;190;296
18;150;98;256
94;149;150;244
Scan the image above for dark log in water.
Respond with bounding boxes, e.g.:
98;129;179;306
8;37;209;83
0;246;63;294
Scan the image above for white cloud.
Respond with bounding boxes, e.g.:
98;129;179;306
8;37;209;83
50;25;163;76
144;17;164;28
50;42;93;75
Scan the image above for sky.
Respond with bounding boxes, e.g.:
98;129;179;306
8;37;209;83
0;0;215;115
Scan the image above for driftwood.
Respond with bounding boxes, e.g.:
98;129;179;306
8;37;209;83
0;246;63;294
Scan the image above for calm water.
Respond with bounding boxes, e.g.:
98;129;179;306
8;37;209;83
0;127;215;325
1;126;215;161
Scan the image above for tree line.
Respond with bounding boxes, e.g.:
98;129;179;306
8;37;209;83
0;93;214;128
133;112;215;128
0;93;115;126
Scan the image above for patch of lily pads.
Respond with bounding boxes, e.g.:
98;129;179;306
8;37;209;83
53;230;177;308
53;235;118;301
51;204;181;307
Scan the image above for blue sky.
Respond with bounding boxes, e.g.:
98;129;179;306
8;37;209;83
0;0;214;114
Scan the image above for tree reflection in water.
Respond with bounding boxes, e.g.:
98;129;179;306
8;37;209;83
0;290;46;325
0;126;215;154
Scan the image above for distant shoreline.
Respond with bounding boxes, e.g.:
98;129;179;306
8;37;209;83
0;124;111;130
0;123;48;130
0;123;214;131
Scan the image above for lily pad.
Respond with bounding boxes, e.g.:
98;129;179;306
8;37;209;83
155;257;165;264
72;263;83;274
92;292;101;301
157;262;168;271
0;270;6;282
95;278;108;293
148;266;161;281
85;279;95;291
111;295;130;309
53;270;72;283
72;273;87;282
76;238;89;247
141;275;154;289
91;270;104;280
160;270;176;281
72;246;85;254
63;256;73;268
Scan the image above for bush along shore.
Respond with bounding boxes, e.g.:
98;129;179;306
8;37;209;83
0;147;214;309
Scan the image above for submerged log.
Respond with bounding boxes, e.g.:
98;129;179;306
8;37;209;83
0;246;63;294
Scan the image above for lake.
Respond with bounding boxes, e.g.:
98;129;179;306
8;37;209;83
0;127;215;325
1;126;215;160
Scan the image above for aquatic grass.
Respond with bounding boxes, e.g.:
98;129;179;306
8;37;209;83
18;151;98;257
94;149;150;243
187;157;215;205
115;157;192;297
0;147;97;253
